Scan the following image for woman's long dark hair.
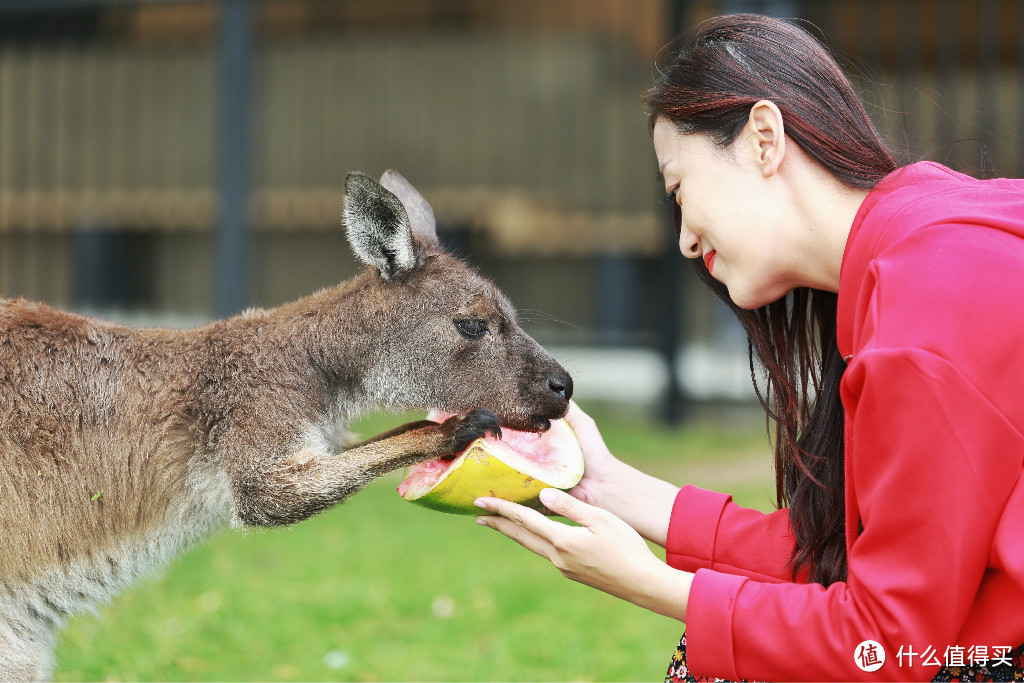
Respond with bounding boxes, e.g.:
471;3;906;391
644;14;899;585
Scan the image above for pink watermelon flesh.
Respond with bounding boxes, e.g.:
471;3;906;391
396;414;564;497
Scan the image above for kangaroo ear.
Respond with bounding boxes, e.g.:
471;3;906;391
379;169;440;249
343;172;416;280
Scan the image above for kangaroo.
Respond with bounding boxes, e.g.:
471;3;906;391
0;170;573;680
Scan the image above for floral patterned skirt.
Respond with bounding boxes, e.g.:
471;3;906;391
666;631;1024;682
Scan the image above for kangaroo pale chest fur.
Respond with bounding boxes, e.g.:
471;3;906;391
0;171;572;680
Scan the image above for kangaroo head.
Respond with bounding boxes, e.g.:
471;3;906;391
342;171;572;432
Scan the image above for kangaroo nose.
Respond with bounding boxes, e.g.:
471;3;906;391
547;371;573;401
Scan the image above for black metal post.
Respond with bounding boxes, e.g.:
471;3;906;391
977;0;998;178
594;253;638;345
937;0;960;168
658;237;687;425
897;0;921;154
216;0;251;317
657;0;691;425
1019;0;1024;178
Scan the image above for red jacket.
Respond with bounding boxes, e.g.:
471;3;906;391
665;162;1024;681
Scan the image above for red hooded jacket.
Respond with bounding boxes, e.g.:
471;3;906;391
665;162;1024;681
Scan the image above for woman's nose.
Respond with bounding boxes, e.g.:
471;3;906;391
679;227;701;259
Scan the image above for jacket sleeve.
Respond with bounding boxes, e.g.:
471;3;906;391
665;485;802;584
684;349;1024;682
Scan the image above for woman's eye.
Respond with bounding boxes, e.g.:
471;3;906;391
661;187;682;238
454;318;490;338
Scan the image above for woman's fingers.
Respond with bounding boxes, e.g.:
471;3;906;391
477;489;601;531
534;488;593;525
475;490;617;572
475;497;560;558
476;514;558;559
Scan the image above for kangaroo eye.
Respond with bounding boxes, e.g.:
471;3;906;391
454;318;490;338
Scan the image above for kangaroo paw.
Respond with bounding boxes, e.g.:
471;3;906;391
438;408;502;457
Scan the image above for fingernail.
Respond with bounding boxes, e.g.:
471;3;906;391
475;517;489;526
539;488;558;505
473;498;489;509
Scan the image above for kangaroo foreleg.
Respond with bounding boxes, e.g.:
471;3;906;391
233;408;500;526
346;419;444;449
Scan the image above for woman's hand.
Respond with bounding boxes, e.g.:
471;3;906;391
474;489;692;622
562;401;621;508
559;402;682;547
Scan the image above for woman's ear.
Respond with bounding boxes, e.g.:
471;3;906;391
744;100;786;177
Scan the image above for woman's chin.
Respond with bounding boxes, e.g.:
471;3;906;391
728;283;789;310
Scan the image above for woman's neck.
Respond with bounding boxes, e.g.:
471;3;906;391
788;154;871;293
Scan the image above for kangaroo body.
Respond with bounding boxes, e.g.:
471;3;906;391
0;172;572;680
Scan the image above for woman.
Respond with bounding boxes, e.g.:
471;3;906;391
473;14;1024;682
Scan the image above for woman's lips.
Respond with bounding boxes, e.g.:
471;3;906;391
703;250;716;273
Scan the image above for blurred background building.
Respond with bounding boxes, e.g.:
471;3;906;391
1;0;1023;419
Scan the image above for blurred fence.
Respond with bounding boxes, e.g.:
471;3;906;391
0;0;665;314
1;0;1023;415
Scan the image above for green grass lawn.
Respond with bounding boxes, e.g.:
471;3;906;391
54;402;775;682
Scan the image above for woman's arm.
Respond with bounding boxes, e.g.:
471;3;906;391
666;486;800;583
566;402;799;583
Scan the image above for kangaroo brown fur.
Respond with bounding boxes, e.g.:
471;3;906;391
0;171;572;680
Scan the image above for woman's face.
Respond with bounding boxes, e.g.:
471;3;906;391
652;117;796;310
